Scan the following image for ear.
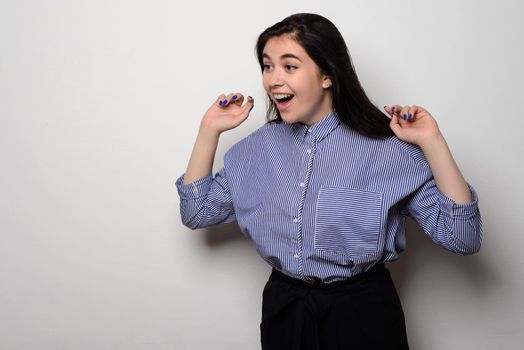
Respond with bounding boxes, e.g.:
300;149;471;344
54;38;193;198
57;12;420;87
322;76;332;89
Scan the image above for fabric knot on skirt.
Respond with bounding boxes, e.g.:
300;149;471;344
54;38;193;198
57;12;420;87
260;265;410;350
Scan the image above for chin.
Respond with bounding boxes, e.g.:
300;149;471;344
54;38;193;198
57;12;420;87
280;113;301;124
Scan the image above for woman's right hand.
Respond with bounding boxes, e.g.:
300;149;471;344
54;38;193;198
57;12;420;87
200;93;254;134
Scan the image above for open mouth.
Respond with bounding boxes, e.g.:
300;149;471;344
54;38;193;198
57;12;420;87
274;94;295;110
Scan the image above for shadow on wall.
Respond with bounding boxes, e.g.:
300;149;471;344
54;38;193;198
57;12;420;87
201;221;246;247
198;218;498;298
388;218;497;298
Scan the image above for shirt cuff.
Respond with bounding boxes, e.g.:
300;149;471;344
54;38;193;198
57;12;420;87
437;182;480;219
175;173;213;199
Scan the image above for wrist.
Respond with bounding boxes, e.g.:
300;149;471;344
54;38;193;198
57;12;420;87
419;132;446;152
198;122;222;138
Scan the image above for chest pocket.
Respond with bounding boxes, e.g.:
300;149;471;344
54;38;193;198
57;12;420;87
314;187;383;258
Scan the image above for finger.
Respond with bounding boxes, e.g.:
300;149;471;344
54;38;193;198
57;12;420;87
408;105;417;121
391;105;404;126
383;105;396;118
218;93;233;107
383;105;393;117
245;95;255;110
386;105;402;118
391;105;403;118
389;112;399;127
222;93;238;107
411;105;426;120
400;106;411;121
216;93;227;107
389;113;403;137
234;96;255;124
243;95;255;114
231;93;244;106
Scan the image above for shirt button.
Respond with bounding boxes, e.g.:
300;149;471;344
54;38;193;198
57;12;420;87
293;253;299;259
306;149;312;154
307;128;312;133
299;182;305;187
293;218;299;223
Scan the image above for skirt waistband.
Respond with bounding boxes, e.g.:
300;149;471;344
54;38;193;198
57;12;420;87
269;263;387;290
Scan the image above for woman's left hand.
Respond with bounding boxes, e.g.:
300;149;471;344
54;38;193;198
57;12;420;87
384;105;442;148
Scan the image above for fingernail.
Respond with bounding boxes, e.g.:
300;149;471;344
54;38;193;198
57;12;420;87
248;96;253;100
392;106;395;113
232;95;238;100
383;106;387;110
219;100;223;106
403;114;407;120
223;99;227;104
409;113;412;119
249;104;254;111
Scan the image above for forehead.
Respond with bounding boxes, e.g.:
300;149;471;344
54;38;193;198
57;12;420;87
262;35;308;61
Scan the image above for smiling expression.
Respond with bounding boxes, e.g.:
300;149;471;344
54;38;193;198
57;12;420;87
262;35;333;126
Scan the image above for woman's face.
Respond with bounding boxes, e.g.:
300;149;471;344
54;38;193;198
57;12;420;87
262;35;333;126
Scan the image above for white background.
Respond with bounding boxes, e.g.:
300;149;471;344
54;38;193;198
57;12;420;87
1;0;523;349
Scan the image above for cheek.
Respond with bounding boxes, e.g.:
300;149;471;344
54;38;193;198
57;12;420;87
262;75;270;89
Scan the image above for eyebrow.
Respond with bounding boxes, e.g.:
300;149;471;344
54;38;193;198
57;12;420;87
262;53;302;62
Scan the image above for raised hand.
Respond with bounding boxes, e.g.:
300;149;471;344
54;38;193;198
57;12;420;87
201;92;255;134
384;105;442;148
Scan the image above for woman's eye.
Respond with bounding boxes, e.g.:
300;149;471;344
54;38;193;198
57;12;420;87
262;64;295;72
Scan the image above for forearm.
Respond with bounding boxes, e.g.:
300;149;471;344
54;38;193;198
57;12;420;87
419;134;472;204
182;124;221;185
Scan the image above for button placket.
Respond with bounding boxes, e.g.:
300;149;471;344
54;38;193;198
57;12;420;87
294;135;317;274
300;147;312;189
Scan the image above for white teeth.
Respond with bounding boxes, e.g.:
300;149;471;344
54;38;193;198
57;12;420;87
274;94;293;100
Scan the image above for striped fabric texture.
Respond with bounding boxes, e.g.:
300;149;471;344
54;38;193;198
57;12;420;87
176;111;483;283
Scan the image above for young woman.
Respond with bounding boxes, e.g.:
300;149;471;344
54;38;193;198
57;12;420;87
176;13;482;350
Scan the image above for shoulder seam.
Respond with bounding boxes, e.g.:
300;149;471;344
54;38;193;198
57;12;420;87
387;136;429;167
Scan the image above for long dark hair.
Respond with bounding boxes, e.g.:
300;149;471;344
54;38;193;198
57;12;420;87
255;13;393;139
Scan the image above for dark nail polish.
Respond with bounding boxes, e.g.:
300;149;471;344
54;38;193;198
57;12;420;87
409;113;412;119
232;95;238;100
403;114;407;120
219;100;223;106
249;105;254;111
223;99;227;104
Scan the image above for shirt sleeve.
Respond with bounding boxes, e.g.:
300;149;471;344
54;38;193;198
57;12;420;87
175;166;236;229
402;178;483;255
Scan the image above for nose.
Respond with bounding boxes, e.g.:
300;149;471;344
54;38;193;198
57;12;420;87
269;66;285;88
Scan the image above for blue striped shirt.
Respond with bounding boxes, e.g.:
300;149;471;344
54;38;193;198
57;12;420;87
176;111;483;283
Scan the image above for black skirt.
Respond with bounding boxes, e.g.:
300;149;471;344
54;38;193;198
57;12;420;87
260;264;409;350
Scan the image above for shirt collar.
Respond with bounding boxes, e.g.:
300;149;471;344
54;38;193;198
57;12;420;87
291;111;342;144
